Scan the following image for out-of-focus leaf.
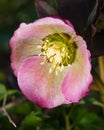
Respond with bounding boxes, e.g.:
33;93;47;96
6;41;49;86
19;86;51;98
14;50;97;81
0;33;10;52
13;101;35;115
41;119;61;130
91;100;104;107
20;111;42;130
96;12;104;31
35;0;58;18
71;108;104;130
7;89;18;96
86;0;98;27
57;0;97;34
91;31;104;57
0;72;6;82
0;84;7;100
57;0;104;33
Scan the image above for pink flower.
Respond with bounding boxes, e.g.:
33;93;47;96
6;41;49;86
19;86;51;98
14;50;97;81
10;17;92;108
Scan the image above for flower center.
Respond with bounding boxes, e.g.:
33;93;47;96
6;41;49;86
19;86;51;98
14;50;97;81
41;33;77;72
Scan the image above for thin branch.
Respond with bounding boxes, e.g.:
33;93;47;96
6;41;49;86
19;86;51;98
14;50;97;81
0;94;25;127
2;107;16;127
1;93;16;127
0;97;25;112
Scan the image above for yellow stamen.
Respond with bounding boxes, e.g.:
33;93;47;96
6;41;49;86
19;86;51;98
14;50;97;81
41;33;77;73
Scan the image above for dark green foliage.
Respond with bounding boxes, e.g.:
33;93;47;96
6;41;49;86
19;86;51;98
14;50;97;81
20;112;42;130
71;108;104;130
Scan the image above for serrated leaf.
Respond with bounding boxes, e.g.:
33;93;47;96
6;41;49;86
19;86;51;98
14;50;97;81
20;111;42;130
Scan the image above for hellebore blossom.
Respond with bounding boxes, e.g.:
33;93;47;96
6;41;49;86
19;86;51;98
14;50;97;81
10;17;92;108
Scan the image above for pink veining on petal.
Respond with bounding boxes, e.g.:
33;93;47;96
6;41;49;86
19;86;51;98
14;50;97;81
17;56;69;108
62;36;93;102
10;17;76;76
10;16;93;108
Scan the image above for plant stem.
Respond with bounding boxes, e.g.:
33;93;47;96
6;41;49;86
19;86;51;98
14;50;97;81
92;69;104;103
63;109;71;130
98;56;104;83
65;114;71;130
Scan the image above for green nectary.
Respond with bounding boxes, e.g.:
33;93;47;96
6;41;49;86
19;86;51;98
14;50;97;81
41;33;77;68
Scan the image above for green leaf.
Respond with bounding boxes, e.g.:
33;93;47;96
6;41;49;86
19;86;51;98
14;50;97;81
13;101;34;115
71;108;104;130
7;89;18;96
20;111;42;130
0;72;6;82
0;84;7;100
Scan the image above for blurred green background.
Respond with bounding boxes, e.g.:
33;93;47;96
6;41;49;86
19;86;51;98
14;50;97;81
0;0;104;130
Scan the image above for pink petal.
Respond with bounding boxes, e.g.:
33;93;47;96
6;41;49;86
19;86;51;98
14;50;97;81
10;37;41;76
10;17;75;76
17;56;69;108
62;36;92;102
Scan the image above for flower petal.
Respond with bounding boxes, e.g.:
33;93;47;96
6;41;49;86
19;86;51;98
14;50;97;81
17;56;69;108
10;17;75;76
62;36;92;102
